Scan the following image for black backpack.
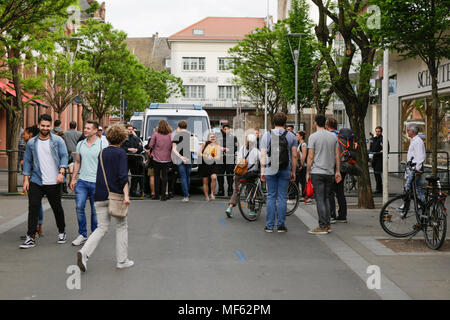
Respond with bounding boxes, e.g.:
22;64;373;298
337;128;358;164
268;130;290;170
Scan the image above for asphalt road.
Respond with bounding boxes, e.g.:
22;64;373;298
0;188;379;300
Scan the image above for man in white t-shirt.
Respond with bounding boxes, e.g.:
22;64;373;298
21;114;69;249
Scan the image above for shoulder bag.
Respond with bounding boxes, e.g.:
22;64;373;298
234;148;250;176
99;149;129;218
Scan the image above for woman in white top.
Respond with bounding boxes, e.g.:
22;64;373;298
225;134;260;218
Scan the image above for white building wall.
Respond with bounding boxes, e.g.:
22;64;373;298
169;41;240;105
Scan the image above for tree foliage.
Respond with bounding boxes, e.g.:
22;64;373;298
228;26;287;125
278;0;315;118
369;0;450;176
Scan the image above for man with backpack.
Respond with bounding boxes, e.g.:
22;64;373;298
326;118;348;223
260;112;298;233
306;114;342;235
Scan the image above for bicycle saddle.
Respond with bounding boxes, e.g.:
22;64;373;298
425;176;440;182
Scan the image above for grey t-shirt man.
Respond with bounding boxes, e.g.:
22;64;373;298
308;129;338;175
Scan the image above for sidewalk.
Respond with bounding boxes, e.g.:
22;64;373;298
297;175;450;300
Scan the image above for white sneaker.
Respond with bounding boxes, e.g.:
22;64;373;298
182;197;189;202
57;232;67;244
77;250;88;272
72;235;87;246
116;258;134;269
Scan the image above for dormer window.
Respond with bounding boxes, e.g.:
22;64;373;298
193;29;204;36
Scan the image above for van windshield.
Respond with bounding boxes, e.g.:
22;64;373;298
130;119;142;132
145;116;210;141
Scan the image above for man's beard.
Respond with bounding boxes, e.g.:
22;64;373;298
40;130;50;136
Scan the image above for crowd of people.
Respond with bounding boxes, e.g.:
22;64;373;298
16;110;425;273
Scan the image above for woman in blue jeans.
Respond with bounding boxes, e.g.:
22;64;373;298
172;121;193;202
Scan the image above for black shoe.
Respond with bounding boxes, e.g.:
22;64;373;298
277;226;288;233
151;195;159;200
168;193;174;199
161;194;168;201
217;190;224;197
264;226;274;233
336;217;348;223
227;190;233;197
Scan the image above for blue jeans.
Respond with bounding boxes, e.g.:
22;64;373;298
405;172;425;204
75;179;97;237
178;163;192;197
265;169;291;229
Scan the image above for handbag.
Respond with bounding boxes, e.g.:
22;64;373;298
99;149;129;218
305;179;314;198
234;148;250;176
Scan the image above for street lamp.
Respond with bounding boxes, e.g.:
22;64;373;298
286;33;305;132
68;37;82;123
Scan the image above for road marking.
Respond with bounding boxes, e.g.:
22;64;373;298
220;218;226;227
0;201;51;235
295;206;412;300
235;250;247;262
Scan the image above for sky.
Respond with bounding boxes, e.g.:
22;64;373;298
100;0;319;38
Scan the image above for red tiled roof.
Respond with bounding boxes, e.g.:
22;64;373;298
169;17;266;41
0;81;49;107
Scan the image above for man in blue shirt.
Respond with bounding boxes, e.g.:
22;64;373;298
260;112;298;233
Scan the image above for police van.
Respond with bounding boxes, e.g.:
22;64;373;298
130;112;144;139
142;103;211;185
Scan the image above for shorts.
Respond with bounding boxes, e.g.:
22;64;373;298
199;163;217;178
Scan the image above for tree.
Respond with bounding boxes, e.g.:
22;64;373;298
42;39;90;120
312;0;380;208
370;0;450;177
0;0;75;192
229;27;287;125
278;0;315;121
75;20;148;124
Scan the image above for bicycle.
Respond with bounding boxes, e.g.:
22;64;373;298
237;172;300;221
379;158;447;250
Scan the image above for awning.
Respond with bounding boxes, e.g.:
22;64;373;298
0;81;50;107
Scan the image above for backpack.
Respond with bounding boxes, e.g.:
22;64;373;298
337;128;358;164
268;130;290;170
337;128;362;176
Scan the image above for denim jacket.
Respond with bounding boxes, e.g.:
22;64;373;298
23;133;69;186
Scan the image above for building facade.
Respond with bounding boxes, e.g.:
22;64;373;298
167;17;267;128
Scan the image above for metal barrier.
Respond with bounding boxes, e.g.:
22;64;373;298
0;149;25;195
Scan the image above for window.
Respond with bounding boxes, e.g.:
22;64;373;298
184;85;205;99
218;58;234;71
182;57;206;71
218;86;239;100
193;29;204;35
389;74;397;95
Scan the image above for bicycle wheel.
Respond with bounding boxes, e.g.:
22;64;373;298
344;174;356;193
238;182;263;221
423;200;447;250
379;194;420;238
286;181;300;216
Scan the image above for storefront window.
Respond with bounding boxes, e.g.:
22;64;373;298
400;94;450;168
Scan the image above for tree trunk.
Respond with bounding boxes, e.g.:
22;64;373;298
7;47;25;193
6;108;22;193
349;110;375;209
429;62;439;177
